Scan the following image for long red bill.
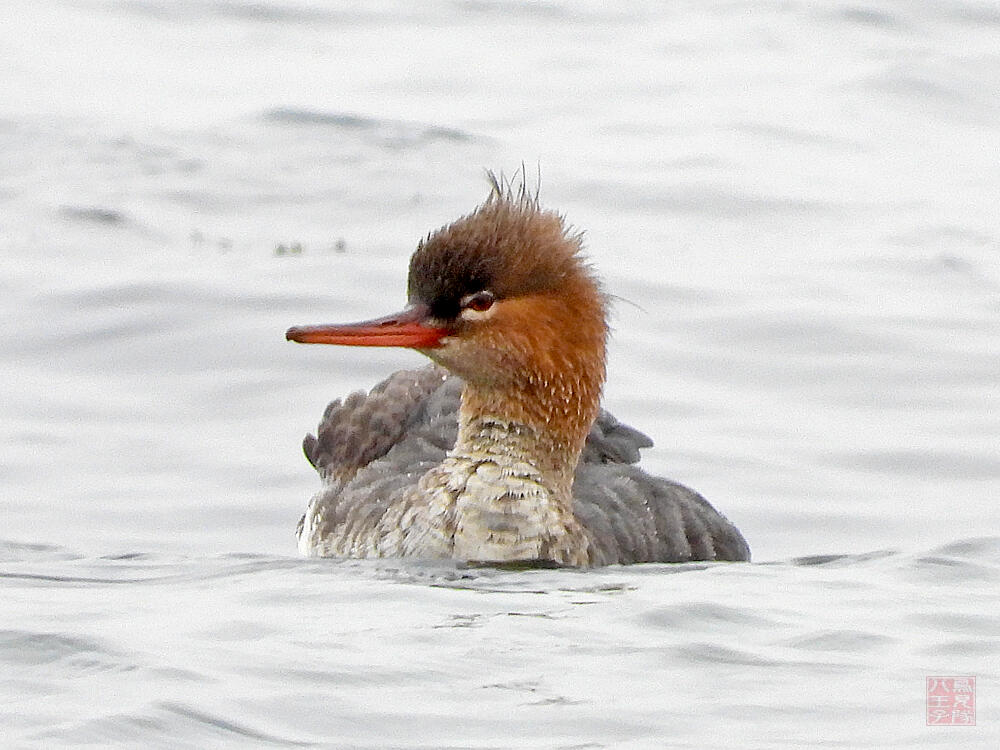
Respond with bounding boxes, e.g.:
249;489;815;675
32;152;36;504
285;304;449;348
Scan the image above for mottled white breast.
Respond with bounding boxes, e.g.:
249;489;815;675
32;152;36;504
298;419;591;565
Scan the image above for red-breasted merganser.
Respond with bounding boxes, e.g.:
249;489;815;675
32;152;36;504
286;177;749;565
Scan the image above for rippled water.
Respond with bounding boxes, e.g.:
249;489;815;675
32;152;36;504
2;0;998;747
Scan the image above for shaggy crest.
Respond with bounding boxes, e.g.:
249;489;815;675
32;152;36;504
407;172;599;324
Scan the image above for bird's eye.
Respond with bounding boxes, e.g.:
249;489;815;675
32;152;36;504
462;291;495;313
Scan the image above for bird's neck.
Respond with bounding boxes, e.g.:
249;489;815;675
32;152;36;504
422;380;600;565
452;408;578;498
456;365;604;476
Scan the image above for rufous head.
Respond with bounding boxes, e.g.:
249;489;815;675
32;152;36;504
287;175;608;447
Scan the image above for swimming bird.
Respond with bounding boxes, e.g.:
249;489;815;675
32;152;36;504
286;177;749;565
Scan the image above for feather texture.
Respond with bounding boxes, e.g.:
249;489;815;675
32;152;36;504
297;366;750;564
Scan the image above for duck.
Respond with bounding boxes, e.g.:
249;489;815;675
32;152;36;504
286;175;749;565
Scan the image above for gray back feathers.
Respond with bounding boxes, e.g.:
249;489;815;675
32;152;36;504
302;366;749;564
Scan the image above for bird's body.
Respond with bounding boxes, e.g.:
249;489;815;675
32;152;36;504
296;366;749;564
288;177;749;565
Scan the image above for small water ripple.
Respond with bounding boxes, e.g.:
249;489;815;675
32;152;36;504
159;701;316;747
262;108;478;146
0;553;308;588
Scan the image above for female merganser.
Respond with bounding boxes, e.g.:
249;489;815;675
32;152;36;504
287;177;750;565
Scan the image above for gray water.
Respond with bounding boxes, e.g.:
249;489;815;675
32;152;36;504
2;0;998;747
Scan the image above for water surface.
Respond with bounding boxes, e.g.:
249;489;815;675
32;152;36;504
2;1;997;746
